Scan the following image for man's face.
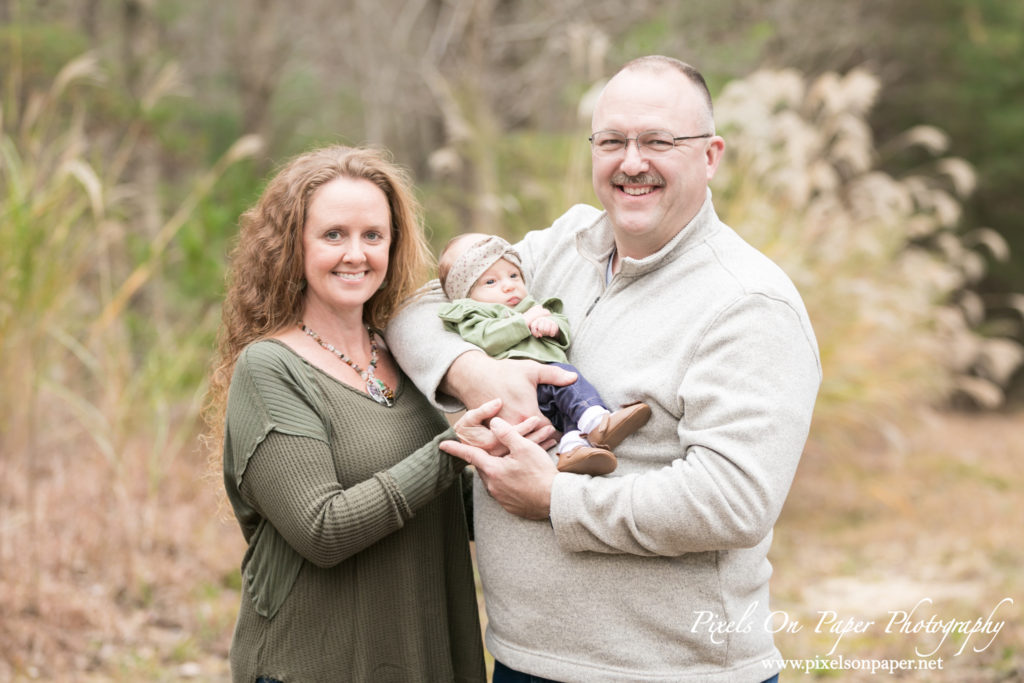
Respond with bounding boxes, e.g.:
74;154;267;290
591;68;724;260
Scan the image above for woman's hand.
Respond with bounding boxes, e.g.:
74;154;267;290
453;398;556;457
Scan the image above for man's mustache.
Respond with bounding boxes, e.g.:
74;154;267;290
611;172;665;186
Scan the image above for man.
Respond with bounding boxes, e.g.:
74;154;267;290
387;56;821;683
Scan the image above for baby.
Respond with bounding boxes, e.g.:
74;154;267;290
438;233;650;475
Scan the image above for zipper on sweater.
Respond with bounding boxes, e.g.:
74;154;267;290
575;254;616;339
575;272;619;344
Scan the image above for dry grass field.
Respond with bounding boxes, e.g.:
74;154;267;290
767;409;1023;681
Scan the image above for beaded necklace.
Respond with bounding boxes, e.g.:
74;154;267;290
300;322;395;406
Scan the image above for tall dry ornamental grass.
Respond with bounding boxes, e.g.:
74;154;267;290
711;68;1024;445
0;54;259;675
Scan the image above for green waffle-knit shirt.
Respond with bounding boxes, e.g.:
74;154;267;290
223;340;485;683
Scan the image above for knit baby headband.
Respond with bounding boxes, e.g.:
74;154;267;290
442;235;523;300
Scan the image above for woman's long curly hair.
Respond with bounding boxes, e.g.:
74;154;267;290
203;145;432;454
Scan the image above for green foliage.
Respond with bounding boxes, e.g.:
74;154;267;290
0;21;90;87
863;0;1024;293
616;17;671;60
497;131;594;234
149;92;241;164
0;55;102;379
420;128;592;252
269;66;369;155
177;160;263;300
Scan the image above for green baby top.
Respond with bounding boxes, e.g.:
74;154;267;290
438;295;571;363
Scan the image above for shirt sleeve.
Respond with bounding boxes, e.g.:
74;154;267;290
439;299;533;357
549;294;821;556
239;426;460;568
539;297;572;348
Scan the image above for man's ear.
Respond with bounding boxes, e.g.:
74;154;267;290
705;136;726;181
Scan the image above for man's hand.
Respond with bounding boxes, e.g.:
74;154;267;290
441;351;576;425
440;416;557;520
453;398;556;456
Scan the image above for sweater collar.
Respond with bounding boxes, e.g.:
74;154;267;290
574;189;722;277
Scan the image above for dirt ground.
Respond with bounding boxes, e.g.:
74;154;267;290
1;409;1021;681
767;409;1023;681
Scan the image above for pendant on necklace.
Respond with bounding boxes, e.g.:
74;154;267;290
366;377;394;407
300;321;395;407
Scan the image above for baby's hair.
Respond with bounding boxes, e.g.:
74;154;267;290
438;232;488;291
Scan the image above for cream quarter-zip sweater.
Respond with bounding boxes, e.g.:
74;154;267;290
388;191;821;682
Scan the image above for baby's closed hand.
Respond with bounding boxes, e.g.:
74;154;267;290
529;317;559;338
522;305;550;324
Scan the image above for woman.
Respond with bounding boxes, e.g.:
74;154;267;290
206;146;523;682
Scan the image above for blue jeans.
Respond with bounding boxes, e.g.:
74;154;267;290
535;362;606;434
493;661;780;683
492;660;562;683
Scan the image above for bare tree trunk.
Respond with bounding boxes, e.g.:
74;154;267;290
121;0;146;97
80;0;102;40
462;0;501;234
230;0;289;140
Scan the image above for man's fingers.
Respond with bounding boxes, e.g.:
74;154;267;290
489;416;536;451
534;363;577;388
440;439;483;468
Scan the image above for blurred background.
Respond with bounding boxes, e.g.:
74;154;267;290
1;1;1022;680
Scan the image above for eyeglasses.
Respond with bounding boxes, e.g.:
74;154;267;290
588;130;712;156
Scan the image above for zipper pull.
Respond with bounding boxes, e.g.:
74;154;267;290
585;296;601;316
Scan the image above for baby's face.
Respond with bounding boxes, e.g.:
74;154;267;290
469;258;528;307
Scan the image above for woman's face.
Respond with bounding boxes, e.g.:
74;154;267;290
302;176;392;318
